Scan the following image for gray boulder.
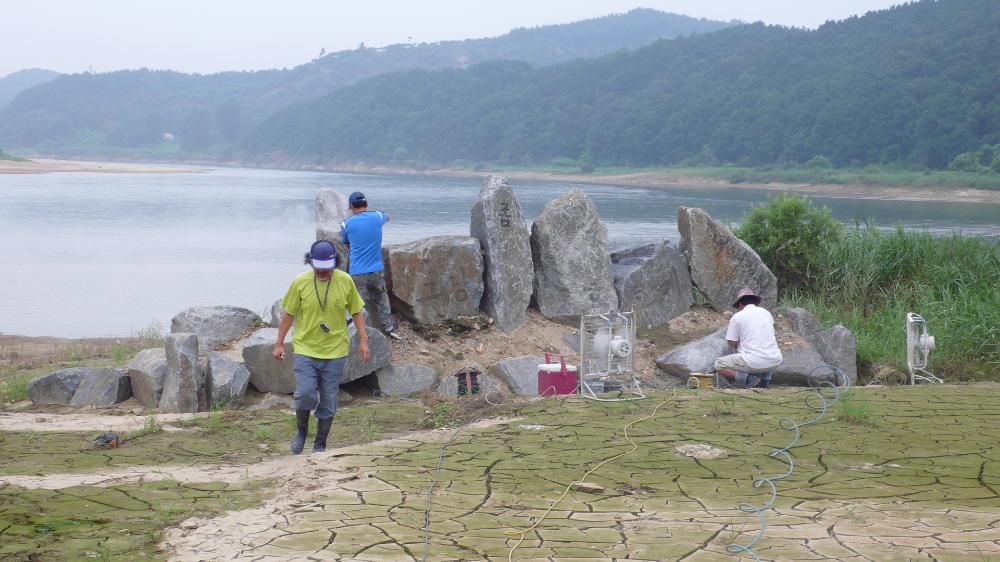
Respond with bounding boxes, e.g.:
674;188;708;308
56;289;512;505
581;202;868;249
315;188;351;272
160;333;201;413
69;369;131;407
530;189;618;323
678;207;777;311
375;363;438;397
344;324;392;383
170;305;261;351
809;324;858;384
772;339;827;386
384;236;484;324
611;241;693;328
243;328;295;394
787;308;821;338
470;175;534;332
654;328;730;378
268;299;287;328
437;370;509;399
125;348;167;408
208;352;251;407
488;355;546;396
26;368;87;405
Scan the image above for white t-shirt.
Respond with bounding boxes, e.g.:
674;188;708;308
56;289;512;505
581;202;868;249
725;304;783;370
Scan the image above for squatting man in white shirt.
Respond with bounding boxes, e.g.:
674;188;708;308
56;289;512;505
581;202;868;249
713;288;783;389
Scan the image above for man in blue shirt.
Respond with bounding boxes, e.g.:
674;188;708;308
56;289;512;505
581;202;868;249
341;191;401;340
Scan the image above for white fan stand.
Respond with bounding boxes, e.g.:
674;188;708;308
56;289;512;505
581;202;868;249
906;312;942;385
578;310;645;402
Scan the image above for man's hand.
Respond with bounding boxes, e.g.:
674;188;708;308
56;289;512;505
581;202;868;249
273;343;285;360
358;339;370;363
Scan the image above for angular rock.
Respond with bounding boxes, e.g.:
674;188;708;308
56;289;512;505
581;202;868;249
611;241;693;328
344;324;391;383
470;175;534;332
678;207;777;311
530;189;617;323
268;299;287;328
170;305;261;351
243;328;295;394
70;368;131;407
772;339;827;386
26;368;88;405
315;188;351;272
126;348;167;408
488;355;547;396
160;333;200;413
654;328;730;378
787;307;821;338
208;352;251;407
437;370;509;399
563;333;581;353
809;324;858;384
248;392;293;411
375;363;437;397
384;236;484;324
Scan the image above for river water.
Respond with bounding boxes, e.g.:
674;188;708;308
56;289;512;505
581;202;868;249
2;166;999;337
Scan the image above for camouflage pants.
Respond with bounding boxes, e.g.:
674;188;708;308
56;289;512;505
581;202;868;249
351;270;396;334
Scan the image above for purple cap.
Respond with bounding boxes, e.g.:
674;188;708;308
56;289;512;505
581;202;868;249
309;240;337;270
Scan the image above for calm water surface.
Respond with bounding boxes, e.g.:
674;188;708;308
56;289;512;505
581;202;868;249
2;166;999;337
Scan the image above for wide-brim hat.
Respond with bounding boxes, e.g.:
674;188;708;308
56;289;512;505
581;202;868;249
733;288;761;308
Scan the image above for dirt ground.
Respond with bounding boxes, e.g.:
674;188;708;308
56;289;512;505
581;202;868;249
0;158;204;174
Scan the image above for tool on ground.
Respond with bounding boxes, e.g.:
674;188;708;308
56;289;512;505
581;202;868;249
578;310;644;401
454;366;482;396
687;372;717;389
91;431;120;449
537;352;578;396
906;312;942;384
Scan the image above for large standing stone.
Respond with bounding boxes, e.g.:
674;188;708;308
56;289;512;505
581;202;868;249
654;328;730;378
69;369;131;407
26;368;88;405
488;355;547;396
611;241;693;328
384;236;484;324
315;188;350;272
160;333;200;413
809;324;858;384
376;363;438;397
470;175;533;332
170;306;261;351
126;348;167;408
530;189;618;323
678;207;777;311
344;324;392;383
772;339;827;386
208;352;251;406
268;299;286;328
243;328;295;394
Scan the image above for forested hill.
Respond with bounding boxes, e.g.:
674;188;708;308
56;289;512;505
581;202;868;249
0;69;59;109
248;0;1000;169
0;9;730;153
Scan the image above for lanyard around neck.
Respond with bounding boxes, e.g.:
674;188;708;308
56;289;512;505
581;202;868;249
313;274;332;312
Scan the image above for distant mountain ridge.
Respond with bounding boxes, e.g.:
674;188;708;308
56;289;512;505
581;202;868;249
247;0;1000;169
0;9;731;153
0;68;59;109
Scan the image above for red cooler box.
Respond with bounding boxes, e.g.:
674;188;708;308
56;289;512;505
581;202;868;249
537;353;578;396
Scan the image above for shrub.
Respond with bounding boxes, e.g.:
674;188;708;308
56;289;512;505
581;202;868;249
550;156;577;168
736;193;842;288
805;155;834;169
579;162;596;173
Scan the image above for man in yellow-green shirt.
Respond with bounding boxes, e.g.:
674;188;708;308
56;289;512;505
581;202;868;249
273;240;369;454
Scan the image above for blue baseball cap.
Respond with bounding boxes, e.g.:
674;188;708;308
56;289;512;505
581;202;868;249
309;240;337;270
348;191;367;206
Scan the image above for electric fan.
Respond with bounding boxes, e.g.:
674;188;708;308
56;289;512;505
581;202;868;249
578;310;645;401
906;312;942;384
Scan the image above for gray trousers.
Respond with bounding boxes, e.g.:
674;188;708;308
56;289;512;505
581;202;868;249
352;270;396;333
292;354;346;420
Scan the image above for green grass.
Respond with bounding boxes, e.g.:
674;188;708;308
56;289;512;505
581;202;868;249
0;147;28;162
782;225;1000;381
836;392;878;426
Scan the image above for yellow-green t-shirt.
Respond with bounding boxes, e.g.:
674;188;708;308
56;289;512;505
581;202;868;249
282;269;365;359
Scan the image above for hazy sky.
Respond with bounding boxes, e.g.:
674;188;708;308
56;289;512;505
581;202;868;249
1;0;902;77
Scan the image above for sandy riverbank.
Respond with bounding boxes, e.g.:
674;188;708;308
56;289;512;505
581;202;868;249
0;158;205;174
318;162;1000;204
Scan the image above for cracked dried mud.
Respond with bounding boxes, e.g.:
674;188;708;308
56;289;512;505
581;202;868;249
2;384;999;561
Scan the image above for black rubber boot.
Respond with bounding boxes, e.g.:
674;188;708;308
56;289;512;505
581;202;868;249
290;409;310;454
313;417;333;453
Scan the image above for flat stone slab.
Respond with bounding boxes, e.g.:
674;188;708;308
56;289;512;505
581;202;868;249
375;363;437;397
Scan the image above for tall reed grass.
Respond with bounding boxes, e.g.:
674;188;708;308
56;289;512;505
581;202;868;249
784;224;1000;380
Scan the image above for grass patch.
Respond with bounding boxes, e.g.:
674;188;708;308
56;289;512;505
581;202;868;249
836;392;878;427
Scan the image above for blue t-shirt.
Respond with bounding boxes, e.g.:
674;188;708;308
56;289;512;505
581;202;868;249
341;210;389;275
